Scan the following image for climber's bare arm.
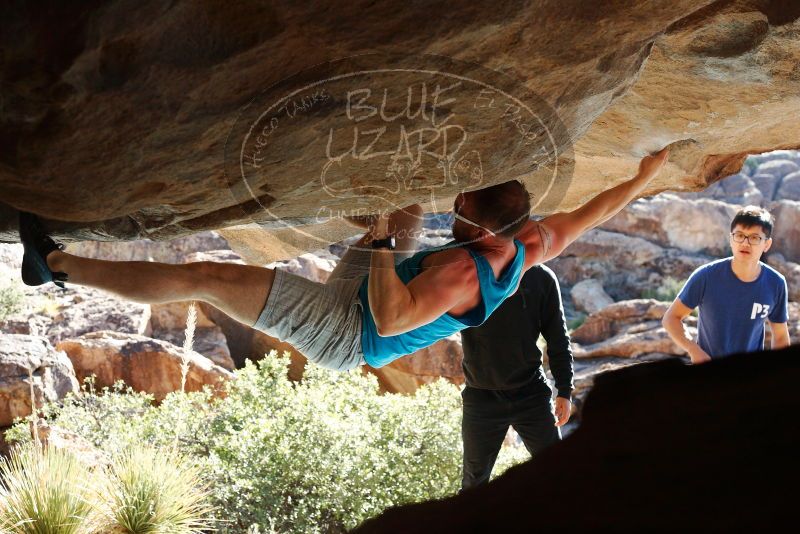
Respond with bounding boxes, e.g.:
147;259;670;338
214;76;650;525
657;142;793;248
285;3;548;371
369;247;477;336
518;148;669;270
367;211;476;336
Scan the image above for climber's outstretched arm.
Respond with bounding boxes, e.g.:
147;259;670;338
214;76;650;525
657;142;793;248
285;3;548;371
518;148;669;270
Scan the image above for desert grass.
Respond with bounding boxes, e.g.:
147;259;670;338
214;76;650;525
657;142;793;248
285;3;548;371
97;445;214;534
0;444;104;534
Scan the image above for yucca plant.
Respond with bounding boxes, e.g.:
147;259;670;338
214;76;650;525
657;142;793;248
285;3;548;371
98;445;214;533
0;443;104;534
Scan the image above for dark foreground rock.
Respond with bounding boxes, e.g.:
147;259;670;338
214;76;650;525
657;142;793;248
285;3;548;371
354;345;800;533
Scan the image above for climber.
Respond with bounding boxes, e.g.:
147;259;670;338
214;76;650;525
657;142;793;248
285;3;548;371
19;149;669;371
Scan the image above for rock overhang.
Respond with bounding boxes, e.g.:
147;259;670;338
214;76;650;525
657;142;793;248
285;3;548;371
0;0;798;263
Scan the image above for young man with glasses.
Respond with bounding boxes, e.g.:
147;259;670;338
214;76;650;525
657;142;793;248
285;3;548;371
20;150;669;372
663;207;791;363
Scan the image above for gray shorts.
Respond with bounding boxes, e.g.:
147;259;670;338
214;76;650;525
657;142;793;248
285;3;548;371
252;245;409;371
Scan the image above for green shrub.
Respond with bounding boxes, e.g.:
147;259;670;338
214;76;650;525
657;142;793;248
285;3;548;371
0;444;104;534
642;277;684;302
6;354;531;533
0;277;24;320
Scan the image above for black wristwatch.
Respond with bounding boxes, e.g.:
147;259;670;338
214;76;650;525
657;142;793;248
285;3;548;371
371;236;396;250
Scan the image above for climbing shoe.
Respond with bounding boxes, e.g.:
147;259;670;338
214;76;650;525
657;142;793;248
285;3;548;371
19;212;68;289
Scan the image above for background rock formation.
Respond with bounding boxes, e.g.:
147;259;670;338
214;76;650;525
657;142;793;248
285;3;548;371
1;0;799;263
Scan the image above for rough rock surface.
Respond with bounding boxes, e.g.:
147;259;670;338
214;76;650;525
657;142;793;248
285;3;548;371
150;325;234;371
2;1;799;265
56;331;233;401
353;346;800;532
267;253;337;283
601;194;739;256
148;300;235;369
770;200;800;262
570;279;614;315
0;284;152;346
65;232;230;263
547;228;709;300
0;335;79;427
365;334;465;393
776;171;800;201
571;299;688;359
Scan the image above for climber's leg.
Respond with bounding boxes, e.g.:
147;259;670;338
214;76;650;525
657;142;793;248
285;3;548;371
48;250;275;327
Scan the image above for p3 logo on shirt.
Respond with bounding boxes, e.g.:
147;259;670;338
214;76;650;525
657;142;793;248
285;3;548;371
750;303;770;320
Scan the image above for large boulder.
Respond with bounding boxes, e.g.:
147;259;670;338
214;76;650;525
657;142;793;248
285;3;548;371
148;323;235;371
769;200;800;263
571;279;614;315
148;300;235;370
685;173;763;206
751;173;782;202
2;1;799;265
715;174;763;206
570;353;675;417
602;195;738;256
749;150;800;166
754;159;800;180
0;286;152;345
365;334;465;394
570;299;688;359
573;323;685;359
548;227;710;300
56;331;233;401
561;229;663;266
572;299;670;345
0;334;79;427
776;171;800;201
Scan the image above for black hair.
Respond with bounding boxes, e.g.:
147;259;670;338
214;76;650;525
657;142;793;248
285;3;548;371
730;206;774;238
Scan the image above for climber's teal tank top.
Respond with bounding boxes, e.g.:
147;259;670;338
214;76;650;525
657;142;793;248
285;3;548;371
358;239;526;368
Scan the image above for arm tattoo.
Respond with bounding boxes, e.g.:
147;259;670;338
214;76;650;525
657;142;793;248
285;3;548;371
536;223;552;257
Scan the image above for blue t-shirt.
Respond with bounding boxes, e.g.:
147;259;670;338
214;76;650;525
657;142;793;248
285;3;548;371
678;258;788;358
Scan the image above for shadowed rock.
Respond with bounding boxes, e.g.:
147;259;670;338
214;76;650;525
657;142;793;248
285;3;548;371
353;345;800;532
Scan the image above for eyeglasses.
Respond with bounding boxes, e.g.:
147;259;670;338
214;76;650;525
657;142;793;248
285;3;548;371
730;231;766;245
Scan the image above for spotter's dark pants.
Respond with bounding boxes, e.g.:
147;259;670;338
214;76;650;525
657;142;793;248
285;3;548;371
461;383;561;491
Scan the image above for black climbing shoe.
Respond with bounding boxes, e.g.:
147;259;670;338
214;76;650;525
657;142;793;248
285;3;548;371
19;212;68;289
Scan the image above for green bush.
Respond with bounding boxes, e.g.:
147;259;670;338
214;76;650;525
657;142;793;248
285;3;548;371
642;277;685;302
7;354;530;533
0;277;24;320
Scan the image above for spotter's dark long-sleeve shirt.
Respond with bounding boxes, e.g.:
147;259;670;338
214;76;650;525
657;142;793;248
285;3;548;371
460;264;574;398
